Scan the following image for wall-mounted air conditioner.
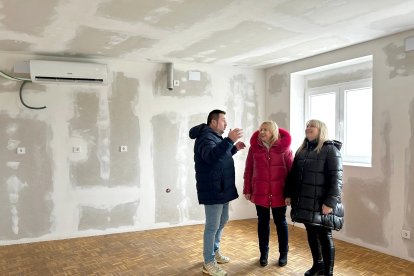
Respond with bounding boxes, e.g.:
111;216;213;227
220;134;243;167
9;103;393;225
29;60;109;85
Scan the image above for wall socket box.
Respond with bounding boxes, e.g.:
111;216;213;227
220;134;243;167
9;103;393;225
119;145;128;152
17;147;26;154
73;146;81;153
401;230;411;240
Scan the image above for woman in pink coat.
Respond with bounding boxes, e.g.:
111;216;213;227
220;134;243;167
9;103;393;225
243;121;293;267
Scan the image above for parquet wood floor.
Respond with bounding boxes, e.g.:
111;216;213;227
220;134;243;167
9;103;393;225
0;219;413;275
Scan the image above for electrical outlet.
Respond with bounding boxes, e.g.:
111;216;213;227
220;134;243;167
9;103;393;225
17;147;26;154
173;80;180;86
402;230;411;240
119;145;128;152
73;146;81;153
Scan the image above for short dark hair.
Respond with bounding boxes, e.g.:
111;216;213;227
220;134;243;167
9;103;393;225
207;109;225;126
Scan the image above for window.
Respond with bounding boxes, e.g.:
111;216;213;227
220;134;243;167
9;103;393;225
305;79;372;166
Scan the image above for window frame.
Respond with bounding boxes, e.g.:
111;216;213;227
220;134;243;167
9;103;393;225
305;78;372;166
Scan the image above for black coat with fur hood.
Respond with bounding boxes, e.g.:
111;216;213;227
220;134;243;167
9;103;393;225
285;139;344;230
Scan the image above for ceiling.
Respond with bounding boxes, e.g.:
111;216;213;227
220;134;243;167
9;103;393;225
1;0;414;68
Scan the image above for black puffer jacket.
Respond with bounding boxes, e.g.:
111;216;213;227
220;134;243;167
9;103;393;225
285;139;344;230
189;123;239;205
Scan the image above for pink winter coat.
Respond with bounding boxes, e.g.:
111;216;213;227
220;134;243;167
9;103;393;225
243;128;293;208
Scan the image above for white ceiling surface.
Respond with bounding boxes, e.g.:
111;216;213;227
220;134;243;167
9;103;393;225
1;0;414;68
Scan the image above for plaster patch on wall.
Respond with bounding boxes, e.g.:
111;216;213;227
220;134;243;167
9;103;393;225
0;0;55;35
226;74;258;151
6;123;18;135
345;113;392;246
152;113;179;224
97;0;233;30
383;43;414;78
70;92;101;186
152;113;204;224
167;21;297;62
109;72;140;187
97;90;111;181
405;98;414;257
66;26;157;57
6;139;20;150
6;175;27;234
6;162;20;170
0;40;31;52
78;201;139;230
186;113;207;221
0;80;20;92
269;112;288;129
268;73;287;95
0;116;53;239
153;67;211;97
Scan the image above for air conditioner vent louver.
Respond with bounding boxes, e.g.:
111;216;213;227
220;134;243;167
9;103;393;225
29;60;109;85
34;76;104;83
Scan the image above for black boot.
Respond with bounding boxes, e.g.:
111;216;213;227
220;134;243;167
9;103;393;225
278;252;288;267
259;251;268;267
304;261;324;276
320;231;335;276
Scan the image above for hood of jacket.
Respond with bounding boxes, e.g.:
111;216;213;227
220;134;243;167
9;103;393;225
324;139;343;150
189;123;209;139
250;127;291;151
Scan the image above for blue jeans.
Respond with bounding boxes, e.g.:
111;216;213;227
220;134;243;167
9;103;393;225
203;203;229;263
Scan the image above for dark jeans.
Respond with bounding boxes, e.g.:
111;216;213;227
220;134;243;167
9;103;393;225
304;223;335;275
255;205;288;254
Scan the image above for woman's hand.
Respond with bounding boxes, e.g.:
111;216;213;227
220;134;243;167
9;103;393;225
322;204;333;215
244;194;251;200
285;198;291;206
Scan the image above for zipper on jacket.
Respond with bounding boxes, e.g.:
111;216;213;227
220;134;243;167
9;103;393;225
267;147;271;207
297;149;310;209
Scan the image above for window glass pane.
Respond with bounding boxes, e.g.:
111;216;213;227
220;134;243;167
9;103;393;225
344;88;372;157
309;93;336;139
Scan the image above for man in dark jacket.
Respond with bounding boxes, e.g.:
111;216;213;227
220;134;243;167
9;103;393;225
189;109;245;276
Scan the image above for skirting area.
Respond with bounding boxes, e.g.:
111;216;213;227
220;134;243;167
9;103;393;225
0;219;413;275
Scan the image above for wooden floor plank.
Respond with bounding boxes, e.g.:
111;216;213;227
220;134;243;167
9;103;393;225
0;219;413;275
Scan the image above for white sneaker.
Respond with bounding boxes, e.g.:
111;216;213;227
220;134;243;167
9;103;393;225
215;250;230;264
202;261;227;276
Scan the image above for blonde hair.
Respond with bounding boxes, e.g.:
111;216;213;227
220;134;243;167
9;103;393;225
296;119;329;154
260;121;280;145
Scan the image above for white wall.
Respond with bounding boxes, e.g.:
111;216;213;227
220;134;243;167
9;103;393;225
265;29;414;262
0;53;264;245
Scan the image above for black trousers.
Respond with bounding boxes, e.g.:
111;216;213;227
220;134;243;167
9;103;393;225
304;223;335;275
255;205;288;254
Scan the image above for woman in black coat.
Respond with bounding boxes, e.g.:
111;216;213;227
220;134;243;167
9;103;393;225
285;119;343;276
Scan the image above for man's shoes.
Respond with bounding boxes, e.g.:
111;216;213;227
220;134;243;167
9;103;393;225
278;252;288;267
304;261;324;276
202;261;227;276
215;250;230;264
259;252;268;267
